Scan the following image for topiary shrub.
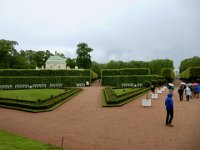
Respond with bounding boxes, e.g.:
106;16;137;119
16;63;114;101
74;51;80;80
151;80;158;87
143;80;151;88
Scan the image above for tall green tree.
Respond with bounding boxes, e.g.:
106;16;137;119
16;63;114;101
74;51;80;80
10;53;29;69
34;51;46;68
76;43;93;69
126;60;148;68
0;39;18;68
66;58;76;69
149;59;173;75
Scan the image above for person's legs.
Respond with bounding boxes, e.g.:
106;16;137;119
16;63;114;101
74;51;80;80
186;95;189;101
166;110;170;125
168;109;174;124
179;94;181;101
181;94;183;100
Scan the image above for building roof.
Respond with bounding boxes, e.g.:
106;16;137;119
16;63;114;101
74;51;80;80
46;55;66;64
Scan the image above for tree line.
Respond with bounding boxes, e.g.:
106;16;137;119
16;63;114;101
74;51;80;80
1;39;199;78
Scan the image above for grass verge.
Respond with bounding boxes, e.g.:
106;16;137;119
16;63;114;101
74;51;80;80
0;130;63;150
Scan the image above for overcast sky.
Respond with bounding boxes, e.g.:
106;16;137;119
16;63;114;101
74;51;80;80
1;0;200;68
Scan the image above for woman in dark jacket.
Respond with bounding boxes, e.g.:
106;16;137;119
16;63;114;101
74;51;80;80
178;86;184;101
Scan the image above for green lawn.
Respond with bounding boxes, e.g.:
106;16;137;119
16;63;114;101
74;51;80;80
0;89;66;101
0;130;62;150
112;88;139;96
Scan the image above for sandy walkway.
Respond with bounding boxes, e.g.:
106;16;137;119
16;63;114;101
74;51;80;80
0;83;200;150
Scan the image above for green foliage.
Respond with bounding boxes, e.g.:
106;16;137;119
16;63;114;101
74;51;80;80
151;80;158;86
143;80;151;88
190;67;200;79
0;130;62;150
76;43;93;69
105;60;126;69
96;59;174;76
90;61;103;78
149;59;173;75
0;69;94;87
66;57;77;69
0;39;18;69
180;67;200;81
158;79;167;86
90;70;98;80
112;88;139;96
0;76;90;87
0;88;81;112
0;89;65;101
102;87;149;106
161;68;175;82
101;68;150;76
180;56;200;73
126;60;149;68
0;69;91;76
0;39;54;69
101;75;164;86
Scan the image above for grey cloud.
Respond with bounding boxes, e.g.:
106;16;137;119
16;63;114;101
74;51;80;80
1;0;200;68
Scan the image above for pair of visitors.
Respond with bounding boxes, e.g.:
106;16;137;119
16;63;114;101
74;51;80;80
185;86;191;101
178;86;184;101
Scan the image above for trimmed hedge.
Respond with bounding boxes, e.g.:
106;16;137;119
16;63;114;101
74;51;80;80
180;67;200;81
0;69;98;87
90;70;98;81
101;75;164;86
0;88;81;112
0;69;91;76
161;68;175;82
101;68;150;76
0;76;90;87
103;87;149;106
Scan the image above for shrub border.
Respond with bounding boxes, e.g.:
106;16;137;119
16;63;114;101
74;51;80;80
0;88;82;112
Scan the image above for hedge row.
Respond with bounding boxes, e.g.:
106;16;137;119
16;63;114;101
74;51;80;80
90;70;98;81
101;68;150;76
0;76;90;87
101;75;164;86
0;88;81;112
103;87;149;105
0;69;91;76
161;68;175;82
180;67;200;81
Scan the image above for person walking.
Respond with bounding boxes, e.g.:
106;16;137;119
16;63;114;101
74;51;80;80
197;85;200;98
185;86;191;101
150;84;155;94
165;93;174;127
178;86;184;101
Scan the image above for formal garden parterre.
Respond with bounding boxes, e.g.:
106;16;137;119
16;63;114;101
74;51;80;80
101;68;171;106
0;69;98;112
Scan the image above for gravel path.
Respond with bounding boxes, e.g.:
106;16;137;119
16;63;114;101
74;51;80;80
0;83;200;150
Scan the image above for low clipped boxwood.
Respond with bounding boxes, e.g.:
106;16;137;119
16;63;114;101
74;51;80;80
151;80;158;87
143;80;151;88
0;88;81;112
102;87;149;106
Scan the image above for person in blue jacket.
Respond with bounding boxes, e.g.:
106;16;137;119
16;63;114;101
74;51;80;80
197;85;200;98
165;93;174;127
